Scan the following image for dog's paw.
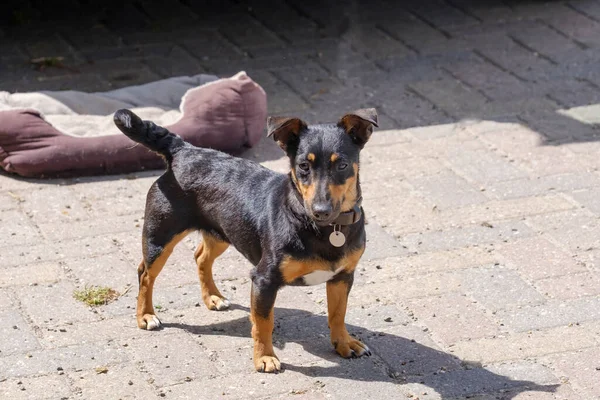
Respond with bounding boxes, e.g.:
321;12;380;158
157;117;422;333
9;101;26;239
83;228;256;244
205;295;231;311
138;314;162;330
334;337;371;358
254;355;281;373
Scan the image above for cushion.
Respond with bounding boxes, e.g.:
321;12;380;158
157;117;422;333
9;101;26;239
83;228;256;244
0;71;267;178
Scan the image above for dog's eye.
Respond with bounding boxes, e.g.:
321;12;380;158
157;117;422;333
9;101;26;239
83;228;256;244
338;162;348;171
298;162;310;172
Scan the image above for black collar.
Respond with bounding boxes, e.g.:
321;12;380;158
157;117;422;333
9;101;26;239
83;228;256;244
331;197;363;226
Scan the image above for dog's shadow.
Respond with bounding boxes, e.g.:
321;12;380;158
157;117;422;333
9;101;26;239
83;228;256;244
163;305;558;399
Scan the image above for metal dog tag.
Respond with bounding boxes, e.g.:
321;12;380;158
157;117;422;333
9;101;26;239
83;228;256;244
329;226;346;247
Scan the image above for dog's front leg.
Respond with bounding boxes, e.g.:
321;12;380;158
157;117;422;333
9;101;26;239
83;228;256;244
250;278;280;373
327;272;371;358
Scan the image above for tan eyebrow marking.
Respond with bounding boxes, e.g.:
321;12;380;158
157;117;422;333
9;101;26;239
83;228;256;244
307;153;315;162
330;153;339;162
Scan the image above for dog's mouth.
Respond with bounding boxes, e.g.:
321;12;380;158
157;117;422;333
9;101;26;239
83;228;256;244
305;205;340;227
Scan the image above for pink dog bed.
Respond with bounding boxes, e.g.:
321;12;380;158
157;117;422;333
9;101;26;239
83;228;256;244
0;72;267;178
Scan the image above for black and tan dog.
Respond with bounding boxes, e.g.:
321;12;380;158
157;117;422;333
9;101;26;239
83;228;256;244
113;107;378;373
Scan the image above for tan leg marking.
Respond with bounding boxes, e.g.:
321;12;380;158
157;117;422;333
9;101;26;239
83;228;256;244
194;234;230;311
137;230;191;330
326;246;369;358
250;287;280;373
327;280;371;358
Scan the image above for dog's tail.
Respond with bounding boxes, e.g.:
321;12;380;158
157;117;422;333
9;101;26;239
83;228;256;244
113;109;185;160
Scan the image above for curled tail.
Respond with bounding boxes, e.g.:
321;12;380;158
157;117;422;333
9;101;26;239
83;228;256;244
113;109;185;161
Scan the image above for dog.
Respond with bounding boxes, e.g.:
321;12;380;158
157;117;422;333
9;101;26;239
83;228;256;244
113;107;378;373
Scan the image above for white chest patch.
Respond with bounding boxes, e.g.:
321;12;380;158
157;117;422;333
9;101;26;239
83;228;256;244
302;266;345;286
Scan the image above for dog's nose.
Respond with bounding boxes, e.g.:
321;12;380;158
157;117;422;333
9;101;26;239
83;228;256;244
312;203;332;221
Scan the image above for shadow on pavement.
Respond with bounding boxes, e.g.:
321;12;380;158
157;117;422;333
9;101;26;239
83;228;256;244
163;305;558;399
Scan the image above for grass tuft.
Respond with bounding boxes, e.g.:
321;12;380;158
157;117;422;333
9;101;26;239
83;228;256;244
73;285;120;307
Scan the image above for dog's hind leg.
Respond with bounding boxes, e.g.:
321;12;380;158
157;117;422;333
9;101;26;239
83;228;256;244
137;229;190;330
195;233;230;311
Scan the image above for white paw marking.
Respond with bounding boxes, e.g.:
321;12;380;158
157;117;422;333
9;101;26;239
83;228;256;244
216;298;230;310
146;315;161;330
303;266;345;286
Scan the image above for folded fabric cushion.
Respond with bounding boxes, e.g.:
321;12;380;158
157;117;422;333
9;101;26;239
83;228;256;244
0;71;267;178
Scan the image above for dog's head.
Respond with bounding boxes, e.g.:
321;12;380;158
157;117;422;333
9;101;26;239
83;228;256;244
267;109;378;226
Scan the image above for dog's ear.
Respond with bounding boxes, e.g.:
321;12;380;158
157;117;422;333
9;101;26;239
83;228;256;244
267;116;307;151
338;108;378;147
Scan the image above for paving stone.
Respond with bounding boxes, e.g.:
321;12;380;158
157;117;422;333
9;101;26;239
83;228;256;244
508;20;580;60
0;341;129;380
367;192;439;235
485;173;600;199
526;209;600;252
370;323;461;377
303;362;404;400
68;362;158;399
419;364;558;399
542;347;600;399
0;310;40;356
405;292;500;346
0;374;72;400
63;252;137;290
443;54;529;102
79;59;161;88
0;262;62;287
16;185;90;224
447;0;514;23
486;360;561;386
344;303;412;331
219;16;285;49
272;61;341;100
569;187;600;215
542;7;600;48
0;288;13;309
447;148;529;184
477;41;555;83
345;27;415;60
381;16;460;55
362;222;410;261
398;221;534;253
450;323;600;363
409;73;490;118
494;297;600;332
0;209;43;249
439;196;575;229
458;265;546;312
0;233;123;269
38;315;145;348
363;247;499;278
533;272;600;300
163;369;317;399
407;121;472;140
493;384;578;400
0;192;19;211
406;0;480;29
498;237;586;280
21;33;85;64
18;281;102;326
37;213;141;241
125;332;212;387
407;170;488;208
570;0;600;22
361;155;447;181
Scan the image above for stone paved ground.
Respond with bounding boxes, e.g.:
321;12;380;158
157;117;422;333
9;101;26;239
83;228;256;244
1;0;600;399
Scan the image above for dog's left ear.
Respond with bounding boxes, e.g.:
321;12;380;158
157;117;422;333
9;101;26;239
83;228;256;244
338;108;379;147
267;116;307;151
